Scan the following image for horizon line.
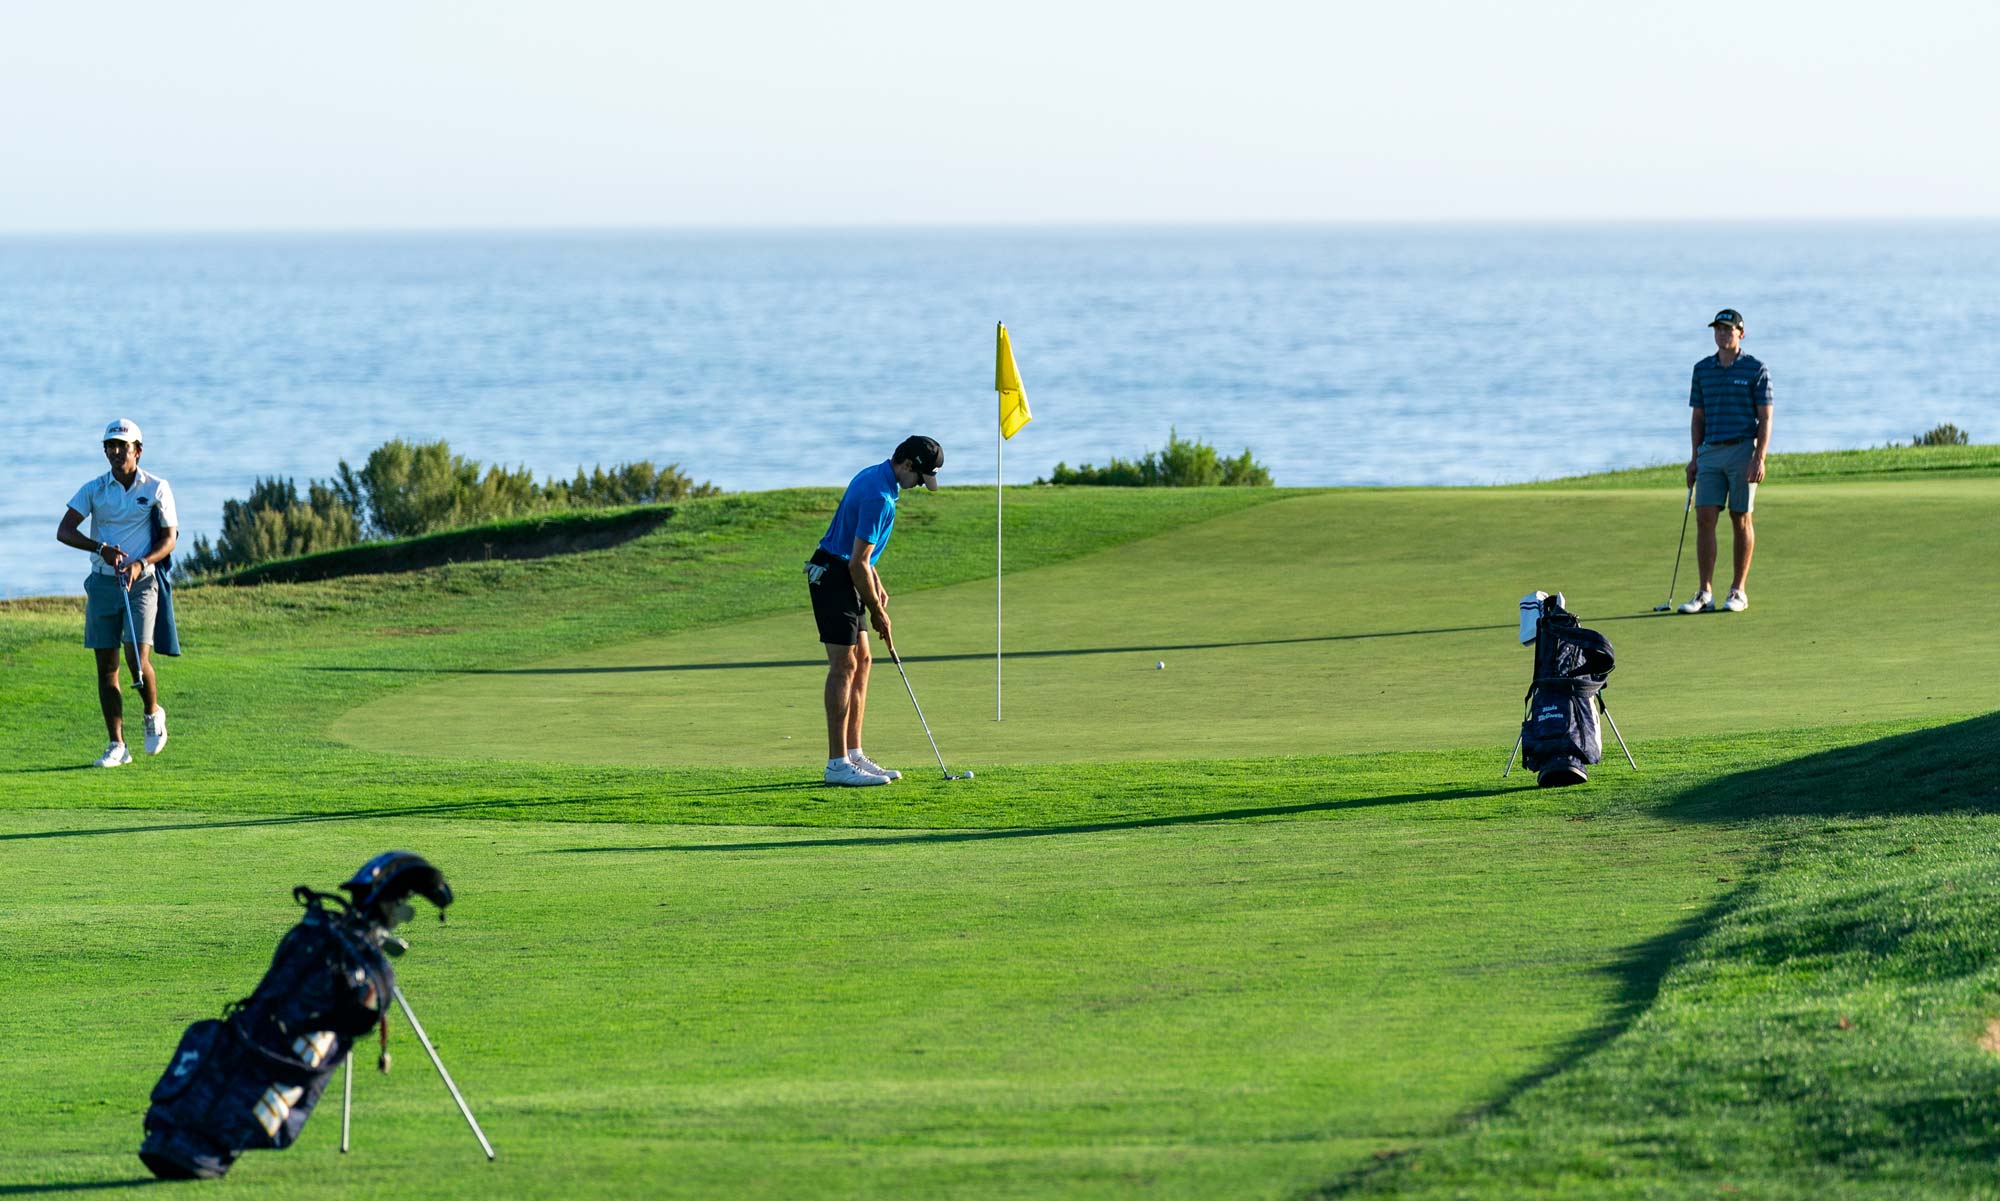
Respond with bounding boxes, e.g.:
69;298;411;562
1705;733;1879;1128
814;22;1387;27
4;214;1999;240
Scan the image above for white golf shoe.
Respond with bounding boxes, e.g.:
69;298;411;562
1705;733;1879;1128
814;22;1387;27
95;742;132;768
1722;589;1749;613
1676;590;1714;615
824;760;889;787
144;707;168;755
848;751;900;781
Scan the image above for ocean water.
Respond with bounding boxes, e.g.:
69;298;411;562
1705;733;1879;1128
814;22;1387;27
3;224;1996;598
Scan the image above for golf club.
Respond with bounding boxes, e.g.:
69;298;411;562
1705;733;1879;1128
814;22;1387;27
117;571;145;689
885;641;973;781
1651;485;1695;612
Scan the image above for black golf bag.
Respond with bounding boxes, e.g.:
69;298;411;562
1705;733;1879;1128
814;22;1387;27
1519;596;1617;787
140;853;451;1180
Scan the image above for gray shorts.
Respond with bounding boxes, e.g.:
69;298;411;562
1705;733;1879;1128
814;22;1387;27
83;572;158;649
1695;439;1757;513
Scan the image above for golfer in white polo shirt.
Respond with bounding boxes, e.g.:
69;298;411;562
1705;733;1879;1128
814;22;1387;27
54;419;179;767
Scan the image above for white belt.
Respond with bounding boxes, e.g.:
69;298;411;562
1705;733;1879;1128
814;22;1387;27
91;561;153;578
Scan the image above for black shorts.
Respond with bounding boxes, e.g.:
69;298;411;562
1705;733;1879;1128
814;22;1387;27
806;548;867;645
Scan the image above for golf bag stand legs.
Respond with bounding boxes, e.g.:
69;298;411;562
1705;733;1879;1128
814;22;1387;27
332;990;495;1163
393;986;497;1161
340;1053;352;1153
1502;732;1521;778
1596;694;1637;770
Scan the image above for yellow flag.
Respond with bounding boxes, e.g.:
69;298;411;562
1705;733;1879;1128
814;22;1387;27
996;323;1031;440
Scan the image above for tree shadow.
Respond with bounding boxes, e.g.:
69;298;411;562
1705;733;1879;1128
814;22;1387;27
0;792;646;842
1658;710;2000;823
0;1181;161;1196
545;786;1505;855
1310;708;2000;1197
307;623;1516;675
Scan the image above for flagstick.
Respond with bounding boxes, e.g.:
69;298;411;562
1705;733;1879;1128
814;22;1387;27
996;402;1003;722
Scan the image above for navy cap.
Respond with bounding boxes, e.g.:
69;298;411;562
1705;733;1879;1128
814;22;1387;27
1709;308;1744;330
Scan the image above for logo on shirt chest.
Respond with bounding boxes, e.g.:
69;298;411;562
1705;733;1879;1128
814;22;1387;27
137;496;151;506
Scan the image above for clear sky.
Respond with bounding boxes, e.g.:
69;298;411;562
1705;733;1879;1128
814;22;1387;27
1;0;1993;232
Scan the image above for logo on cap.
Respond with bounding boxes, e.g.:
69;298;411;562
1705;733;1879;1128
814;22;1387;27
1709;309;1744;329
102;418;143;443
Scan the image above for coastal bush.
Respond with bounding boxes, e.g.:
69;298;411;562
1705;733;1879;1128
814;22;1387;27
183;477;363;576
1037;429;1272;487
1912;422;1970;446
186;439;717;576
330;438;715;538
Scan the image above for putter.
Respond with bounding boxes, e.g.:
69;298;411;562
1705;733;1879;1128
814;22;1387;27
117;573;144;689
1651;485;1695;612
885;641;973;781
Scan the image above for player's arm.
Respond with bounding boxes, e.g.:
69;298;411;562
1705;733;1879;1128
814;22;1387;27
56;507;122;566
850;538;890;642
1685;409;1705;487
1750;404;1773;483
144;524;178;568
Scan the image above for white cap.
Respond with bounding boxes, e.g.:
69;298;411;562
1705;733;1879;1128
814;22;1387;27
103;418;143;443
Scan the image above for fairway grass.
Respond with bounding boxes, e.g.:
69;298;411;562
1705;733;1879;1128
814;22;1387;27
2;790;1746;1200
5;456;1999;1198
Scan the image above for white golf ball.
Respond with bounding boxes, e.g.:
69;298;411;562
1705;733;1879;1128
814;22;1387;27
964;770;975;779
1156;661;1166;670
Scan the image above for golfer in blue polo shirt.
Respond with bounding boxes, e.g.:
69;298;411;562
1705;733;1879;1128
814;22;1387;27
805;435;942;786
1678;308;1774;614
54;419;180;767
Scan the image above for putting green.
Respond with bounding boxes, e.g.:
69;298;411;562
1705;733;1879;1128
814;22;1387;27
332;480;2000;769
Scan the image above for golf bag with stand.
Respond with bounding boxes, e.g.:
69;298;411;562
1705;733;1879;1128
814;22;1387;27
139;852;452;1180
1516;595;1618;787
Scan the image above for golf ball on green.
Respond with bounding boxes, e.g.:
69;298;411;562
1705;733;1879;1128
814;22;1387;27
1156;661;1166;670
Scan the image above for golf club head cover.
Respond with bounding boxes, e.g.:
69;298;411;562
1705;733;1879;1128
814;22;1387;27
341;850;454;928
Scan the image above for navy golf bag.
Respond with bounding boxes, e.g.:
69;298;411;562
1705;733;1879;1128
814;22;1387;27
1518;596;1617;787
140;853;451;1180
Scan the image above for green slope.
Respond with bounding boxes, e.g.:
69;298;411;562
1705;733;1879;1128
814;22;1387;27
330;478;2000;768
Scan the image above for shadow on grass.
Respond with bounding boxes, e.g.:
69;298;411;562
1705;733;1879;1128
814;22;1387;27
546;786;1504;854
0;793;646;842
0;1182;160;1196
1660;710;2000;823
306;623;1516;675
1310;709;2000;1198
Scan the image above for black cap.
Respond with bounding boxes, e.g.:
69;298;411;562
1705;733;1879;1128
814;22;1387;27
1709;308;1744;330
894;435;943;491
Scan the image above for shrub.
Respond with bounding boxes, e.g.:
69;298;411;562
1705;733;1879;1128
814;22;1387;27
184;477;363;576
334;439;539;539
1038;429;1273;487
189;440;719;577
542;461;720;508
1912;422;1970;447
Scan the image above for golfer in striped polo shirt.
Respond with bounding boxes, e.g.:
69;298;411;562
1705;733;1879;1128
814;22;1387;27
805;435;943;787
1677;308;1774;614
54;418;180;766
